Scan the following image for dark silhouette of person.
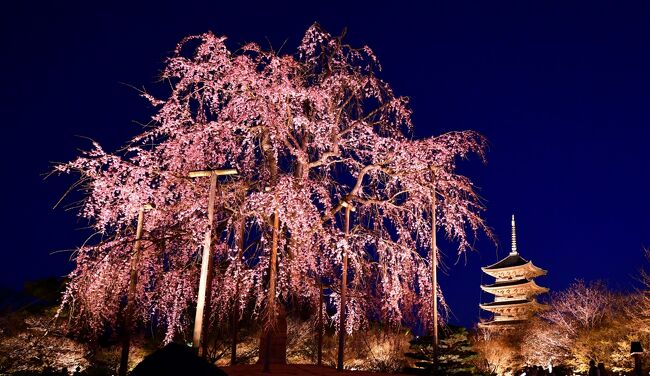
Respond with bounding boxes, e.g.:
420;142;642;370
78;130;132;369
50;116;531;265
588;360;598;376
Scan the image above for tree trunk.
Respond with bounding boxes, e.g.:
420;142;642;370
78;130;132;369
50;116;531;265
262;208;282;372
258;307;287;368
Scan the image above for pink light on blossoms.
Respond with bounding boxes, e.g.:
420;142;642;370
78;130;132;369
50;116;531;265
54;23;490;345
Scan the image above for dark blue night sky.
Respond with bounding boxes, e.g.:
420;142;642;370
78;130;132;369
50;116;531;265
1;1;649;327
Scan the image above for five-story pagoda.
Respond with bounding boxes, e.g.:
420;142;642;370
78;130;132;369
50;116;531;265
479;215;548;329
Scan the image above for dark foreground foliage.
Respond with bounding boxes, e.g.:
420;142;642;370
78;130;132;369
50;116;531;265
130;343;227;376
404;326;480;375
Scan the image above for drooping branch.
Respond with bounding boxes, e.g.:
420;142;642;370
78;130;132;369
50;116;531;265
54;23;490;347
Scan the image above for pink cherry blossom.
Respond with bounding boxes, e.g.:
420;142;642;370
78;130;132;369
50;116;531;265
55;24;489;344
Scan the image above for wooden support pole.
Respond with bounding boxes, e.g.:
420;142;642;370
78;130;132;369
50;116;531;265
336;204;351;372
119;205;149;376
317;281;324;366
431;168;438;375
193;173;218;352
201;215;217;359
231;219;245;365
187;168;237;354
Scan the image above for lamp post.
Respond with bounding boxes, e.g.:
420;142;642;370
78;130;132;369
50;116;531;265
188;168;238;354
336;200;355;372
118;203;154;376
631;341;644;376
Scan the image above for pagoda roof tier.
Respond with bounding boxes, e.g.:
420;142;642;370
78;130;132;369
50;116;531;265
479;299;546;314
484;253;529;269
481;253;547;279
483;278;529;288
481;278;549;296
481;299;531;307
478;319;527;329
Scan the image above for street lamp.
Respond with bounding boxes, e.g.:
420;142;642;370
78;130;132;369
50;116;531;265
188;168;238;354
119;203;154;376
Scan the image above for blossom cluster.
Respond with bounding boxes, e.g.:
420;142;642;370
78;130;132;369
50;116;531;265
56;24;488;342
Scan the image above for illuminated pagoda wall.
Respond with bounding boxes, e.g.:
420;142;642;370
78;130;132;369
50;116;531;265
479;215;548;329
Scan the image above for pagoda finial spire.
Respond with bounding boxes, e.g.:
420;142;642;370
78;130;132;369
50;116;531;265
510;214;518;255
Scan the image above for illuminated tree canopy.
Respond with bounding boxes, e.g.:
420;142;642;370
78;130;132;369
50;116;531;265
55;24;488;343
